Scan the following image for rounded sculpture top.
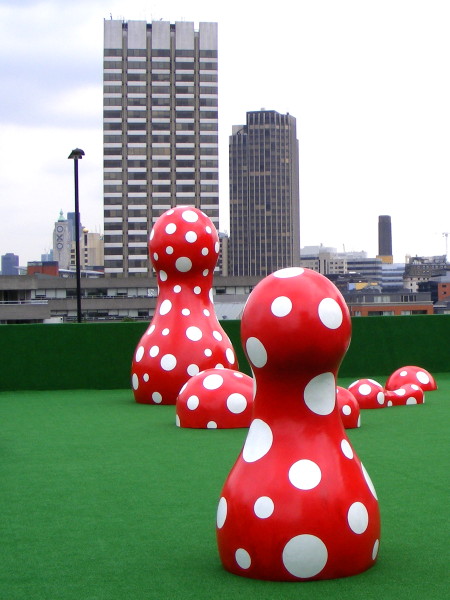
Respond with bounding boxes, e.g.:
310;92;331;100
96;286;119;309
241;267;352;375
149;206;220;279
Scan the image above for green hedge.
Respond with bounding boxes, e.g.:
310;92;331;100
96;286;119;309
1;315;449;391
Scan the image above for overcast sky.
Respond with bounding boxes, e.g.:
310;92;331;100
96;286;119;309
1;0;450;266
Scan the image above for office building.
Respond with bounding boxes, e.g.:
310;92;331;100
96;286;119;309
1;253;19;276
52;211;72;270
103;19;219;276
377;215;393;263
228;110;300;276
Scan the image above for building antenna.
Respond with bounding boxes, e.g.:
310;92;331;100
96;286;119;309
443;232;448;258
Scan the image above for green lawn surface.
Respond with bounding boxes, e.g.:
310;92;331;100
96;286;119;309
0;376;448;600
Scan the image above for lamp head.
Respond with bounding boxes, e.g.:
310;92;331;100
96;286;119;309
68;148;85;160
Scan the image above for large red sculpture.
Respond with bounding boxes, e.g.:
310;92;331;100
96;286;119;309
131;206;238;404
216;267;380;581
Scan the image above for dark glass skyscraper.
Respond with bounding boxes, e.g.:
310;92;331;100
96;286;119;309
228;110;300;277
378;215;393;263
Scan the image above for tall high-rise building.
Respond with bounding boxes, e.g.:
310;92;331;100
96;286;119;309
103;19;219;276
1;253;19;276
228;110;300;277
377;215;393;264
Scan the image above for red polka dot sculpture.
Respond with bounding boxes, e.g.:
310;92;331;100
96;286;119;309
385;383;424;406
336;386;361;428
385;366;437;392
216;267;380;581
348;378;386;409
131;206;238;404
176;368;254;429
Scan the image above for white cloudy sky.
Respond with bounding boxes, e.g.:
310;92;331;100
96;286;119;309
1;0;450;265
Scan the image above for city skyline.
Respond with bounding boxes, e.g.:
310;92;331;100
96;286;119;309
1;0;450;266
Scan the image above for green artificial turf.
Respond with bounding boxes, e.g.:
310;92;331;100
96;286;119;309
0;378;449;600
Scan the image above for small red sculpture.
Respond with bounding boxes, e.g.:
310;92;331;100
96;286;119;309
176;368;254;428
216;267;380;581
385;383;424;406
385;366;437;392
348;378;386;409
336;386;361;428
131;206;238;404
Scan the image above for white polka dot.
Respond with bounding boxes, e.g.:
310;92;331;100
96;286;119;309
149;229;155;240
187;364;200;376
215;241;220;253
182;209;198;223
187;395;199;410
395;388;406;396
372;539;380;560
174;285;181;293
234;372;244;378
182;308;190;316
132;373;139;390
165;223;176;234
273;267;305;279
207;421;217;429
282;535;328;578
152;391;162;404
341;439;354;459
235;548;251;569
417;371;430;384
246;337;268;368
361;463;377;499
358;383;372;395
243;419;273;463
226;347;235;364
377;392;385;405
146;324;155;335
159;299;172;315
254;496;274;519
342;404;352;415
186;326;203;341
201;247;209;255
411;384;420;391
203;373;223;390
159;270;167;281
406;397;417;405
143;373;149;382
161;354;177;371
318;297;343;329
348;502;369;534
400;370;408;377
213;330;223;341
194;286;201;294
162;328;170;336
149;345;159;357
176;257;192;272
166;209;174;215
288;459;322;490
203;309;210;316
227;393;247;414
204;348;212;357
206;226;212;234
153;253;158;261
215;363;224;369
271;296;293;317
217;497;227;528
203;269;209;276
166;246;174;254
185;231;197;243
135;346;144;362
304;372;335;415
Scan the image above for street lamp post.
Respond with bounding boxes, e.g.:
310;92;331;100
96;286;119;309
68;148;85;323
